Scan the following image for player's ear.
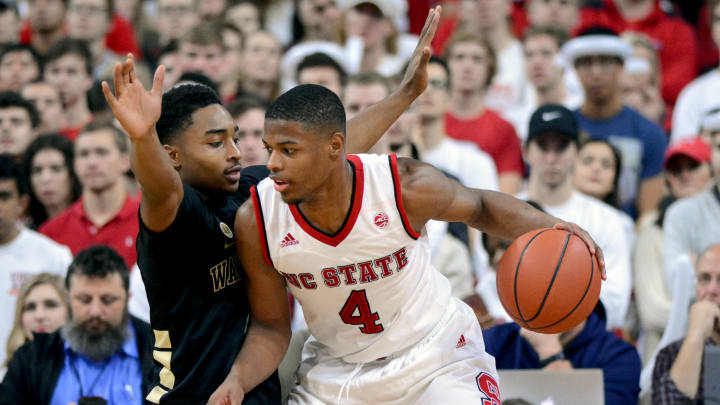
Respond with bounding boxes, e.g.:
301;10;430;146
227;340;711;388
164;144;182;169
328;132;345;159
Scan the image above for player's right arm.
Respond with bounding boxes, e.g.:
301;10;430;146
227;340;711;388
395;157;606;275
102;55;183;232
208;197;291;404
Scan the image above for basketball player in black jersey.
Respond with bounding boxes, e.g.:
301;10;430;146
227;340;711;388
101;8;443;404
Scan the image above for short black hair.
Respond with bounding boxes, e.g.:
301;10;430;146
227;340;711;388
265;84;346;136
156;83;223;144
66;245;130;291
296;52;347;86
0;154;25;195
0;91;39;128
227;94;267;119
0;44;43;74
176;71;219;95
44;38;93;77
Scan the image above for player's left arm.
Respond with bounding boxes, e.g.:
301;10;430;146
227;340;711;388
207;200;291;405
345;6;440;154
396;157;606;277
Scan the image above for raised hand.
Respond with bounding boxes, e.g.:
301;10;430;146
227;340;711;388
102;54;165;140
399;6;441;98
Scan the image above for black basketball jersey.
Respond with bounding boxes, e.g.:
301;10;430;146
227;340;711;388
137;165;280;405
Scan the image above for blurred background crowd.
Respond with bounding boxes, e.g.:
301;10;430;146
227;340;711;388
0;0;719;404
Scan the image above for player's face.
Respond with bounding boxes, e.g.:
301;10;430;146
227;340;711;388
666;156;713;199
0;107;35;156
526;132;577;189
21;283;68;338
417;63;449;120
524;34;562;91
0;51;40;92
44;54;93;107
31;148;73;209
175;104;242;194
527;0;579;33
696;247;720;308
298;67;343;98
22;82;65;134
575;56;623;104
235;108;268;167
573;142;616;200
0;179;23;244
68;273;127;333
67;0;111;42
74;130;130;193
447;42;491;93
264;119;339;204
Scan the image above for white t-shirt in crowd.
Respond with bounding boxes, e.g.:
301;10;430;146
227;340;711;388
485;40;527;115
515;190;632;330
672;69;720;144
0;228;72;366
422;137;499;192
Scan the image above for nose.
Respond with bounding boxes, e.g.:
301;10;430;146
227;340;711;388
226;139;241;161
87;298;103;317
266;150;282;173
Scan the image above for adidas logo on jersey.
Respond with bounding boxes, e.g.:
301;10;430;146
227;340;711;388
281;233;299;248
456;334;467;349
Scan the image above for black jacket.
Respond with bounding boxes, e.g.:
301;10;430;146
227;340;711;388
0;316;154;405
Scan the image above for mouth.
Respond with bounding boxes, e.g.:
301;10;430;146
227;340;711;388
224;165;242;182
270;176;290;193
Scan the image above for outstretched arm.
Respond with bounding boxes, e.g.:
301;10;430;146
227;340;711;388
397;157;606;276
208;198;291;405
345;6;441;154
102;55;183;232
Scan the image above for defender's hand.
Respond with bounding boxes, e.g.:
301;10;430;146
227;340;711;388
102;54;165;140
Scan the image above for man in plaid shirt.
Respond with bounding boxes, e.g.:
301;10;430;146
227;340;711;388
652;244;720;404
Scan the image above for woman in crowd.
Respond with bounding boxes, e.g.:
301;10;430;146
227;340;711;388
238;30;283;103
4;273;68;366
22;135;82;230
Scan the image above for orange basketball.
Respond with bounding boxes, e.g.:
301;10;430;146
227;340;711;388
496;228;601;334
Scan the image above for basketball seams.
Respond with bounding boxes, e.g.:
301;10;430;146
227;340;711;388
523;233;571;323
512;228;551;328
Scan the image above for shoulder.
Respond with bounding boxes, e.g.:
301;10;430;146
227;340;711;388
678;71;719;99
627;107;665;136
665;190;708;222
18;229;72;256
655;339;684;367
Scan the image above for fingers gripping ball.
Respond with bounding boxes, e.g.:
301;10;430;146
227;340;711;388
496;228;601;333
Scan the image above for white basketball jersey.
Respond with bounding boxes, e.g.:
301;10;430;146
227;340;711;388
252;154;452;363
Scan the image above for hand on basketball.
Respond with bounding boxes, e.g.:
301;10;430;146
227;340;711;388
519;328;563;359
101;54;165;140
553;222;606;280
206;377;245;405
398;6;441;98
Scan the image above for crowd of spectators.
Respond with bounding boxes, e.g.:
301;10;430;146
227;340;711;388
0;0;718;404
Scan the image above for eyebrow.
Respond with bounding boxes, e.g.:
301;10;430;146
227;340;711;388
204;126;239;135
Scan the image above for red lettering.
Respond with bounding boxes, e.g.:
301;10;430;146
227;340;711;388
392;247;408;271
298;273;317;289
281;272;301;289
322;268;340;287
374;256;393;278
357;261;378;283
337;264;357;285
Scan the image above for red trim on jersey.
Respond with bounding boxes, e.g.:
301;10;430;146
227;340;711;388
289;155;364;247
389;154;421;239
250;186;274;267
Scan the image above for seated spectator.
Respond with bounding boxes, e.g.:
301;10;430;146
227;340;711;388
296;52;347;97
444;32;524;194
22;134;81;230
0;155;71;368
178;22;226;98
20;82;67;136
293;0;343;45
526;0;581;35
227;95;269;168
566;26;667;218
0;1;19;46
0;245;154;404
579;0;699;107
43;38;95;141
140;0;199;68
224;0;262;36
483;303;642;405
518;105;632;330
343;72;393;154
4;273;67;367
0;45;42;92
40;120;140;268
620;32;666;128
238;30;283;103
0;91;39;160
651;244;720;403
21;0;67;54
665;138;714;201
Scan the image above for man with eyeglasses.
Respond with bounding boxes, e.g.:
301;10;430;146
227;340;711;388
565;26;667;219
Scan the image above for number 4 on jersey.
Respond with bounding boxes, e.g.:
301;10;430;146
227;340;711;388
339;290;384;334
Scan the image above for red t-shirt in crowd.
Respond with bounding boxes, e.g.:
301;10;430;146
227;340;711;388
20;14;141;58
445;109;524;175
579;0;698;106
39;194;140;268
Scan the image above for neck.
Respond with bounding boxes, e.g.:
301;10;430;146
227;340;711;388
65;100;92;129
536;82;568;106
581;94;623;120
527;176;575;206
81;180;127;227
418;117;446;151
298;159;354;234
45;202;69;219
360;44;384;72
243;79;273;101
449;89;485;118
31;28;65;54
614;0;654;21
0;226;21;245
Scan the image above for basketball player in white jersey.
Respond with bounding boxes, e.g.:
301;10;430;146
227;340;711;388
224;84;607;404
